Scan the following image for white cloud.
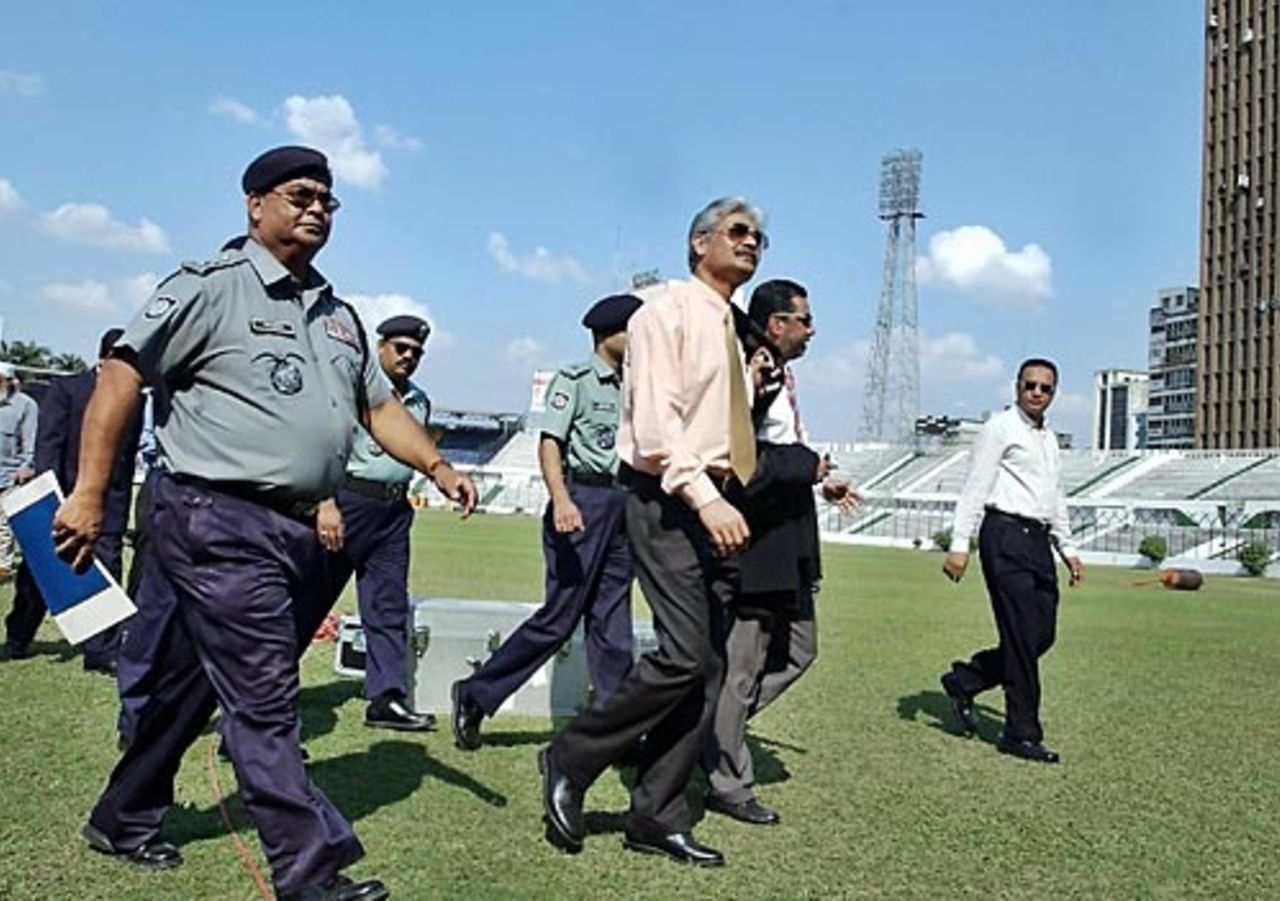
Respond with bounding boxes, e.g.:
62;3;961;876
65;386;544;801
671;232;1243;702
487;232;588;284
0;178;22;217
41;280;117;315
916;225;1052;308
41;203;170;254
920;331;1005;382
805;329;1004;392
501;336;545;365
121;272;161;308
209;96;264;125
374;124;423;152
346;292;454;352
40;273;165;318
0;71;44;97
282;95;387;188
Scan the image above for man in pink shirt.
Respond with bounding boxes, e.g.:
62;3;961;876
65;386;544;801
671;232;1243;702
539;197;766;867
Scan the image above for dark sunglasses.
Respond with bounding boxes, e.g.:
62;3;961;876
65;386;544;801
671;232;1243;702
774;312;813;327
272;187;342;213
1022;380;1055;395
721;222;769;251
389;340;424;357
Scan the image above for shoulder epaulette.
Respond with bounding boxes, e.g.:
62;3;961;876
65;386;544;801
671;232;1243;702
178;251;249;277
558;362;592;380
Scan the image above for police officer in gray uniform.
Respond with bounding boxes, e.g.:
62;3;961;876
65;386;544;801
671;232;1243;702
451;295;640;750
54;146;476;901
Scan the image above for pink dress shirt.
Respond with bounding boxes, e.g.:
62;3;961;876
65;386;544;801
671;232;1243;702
617;276;750;510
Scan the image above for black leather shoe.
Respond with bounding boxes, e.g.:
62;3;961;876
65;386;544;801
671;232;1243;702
703;794;780;826
940;673;978;737
277;875;389;901
82;822;183;870
538;746;584;852
2;640;32;660
622;831;725;867
997;736;1060;764
451;680;483;751
364;693;436;732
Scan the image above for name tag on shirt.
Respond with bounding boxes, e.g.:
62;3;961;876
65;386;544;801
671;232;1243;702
1;472;136;645
249;318;298;339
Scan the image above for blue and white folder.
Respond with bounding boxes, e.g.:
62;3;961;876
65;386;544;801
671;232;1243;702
1;471;135;645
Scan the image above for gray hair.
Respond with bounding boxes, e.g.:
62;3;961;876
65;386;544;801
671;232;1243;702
686;196;766;272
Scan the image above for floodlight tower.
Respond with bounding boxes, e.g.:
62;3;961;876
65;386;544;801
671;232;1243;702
861;148;924;444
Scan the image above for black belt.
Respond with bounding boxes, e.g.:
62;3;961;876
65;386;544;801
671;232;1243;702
985;506;1049;533
567;470;616;488
618;463;738;496
344;474;408;503
168;474;319;524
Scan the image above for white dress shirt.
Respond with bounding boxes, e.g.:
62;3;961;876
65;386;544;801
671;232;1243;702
949;405;1075;556
757;367;805;445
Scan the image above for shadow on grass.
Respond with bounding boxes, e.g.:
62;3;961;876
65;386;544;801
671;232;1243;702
896;689;1003;743
0;638;78;663
166;739;507;846
298;678;364;743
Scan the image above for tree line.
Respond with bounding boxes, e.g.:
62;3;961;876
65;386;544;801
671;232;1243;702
0;338;88;375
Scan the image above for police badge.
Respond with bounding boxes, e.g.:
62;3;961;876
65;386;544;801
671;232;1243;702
270;358;304;395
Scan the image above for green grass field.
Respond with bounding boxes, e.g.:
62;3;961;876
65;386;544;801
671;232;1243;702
2;509;1280;899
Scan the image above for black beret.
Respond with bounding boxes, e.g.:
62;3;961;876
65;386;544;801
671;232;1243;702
582;294;643;334
377;314;431;342
242;145;332;195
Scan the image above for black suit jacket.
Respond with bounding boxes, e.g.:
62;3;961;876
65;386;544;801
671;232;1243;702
35;370;142;534
736;440;822;609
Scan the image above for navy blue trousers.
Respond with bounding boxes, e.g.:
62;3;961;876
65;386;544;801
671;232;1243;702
323;488;414;701
5;531;125;666
116;470;167;744
463;482;634;716
88;474;363;895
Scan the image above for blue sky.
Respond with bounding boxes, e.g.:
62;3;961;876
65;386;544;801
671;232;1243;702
0;2;1203;443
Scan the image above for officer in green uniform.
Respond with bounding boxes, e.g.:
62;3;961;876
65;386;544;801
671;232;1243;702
451;294;641;750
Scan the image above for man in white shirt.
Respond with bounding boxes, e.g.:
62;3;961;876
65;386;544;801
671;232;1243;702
939;358;1084;764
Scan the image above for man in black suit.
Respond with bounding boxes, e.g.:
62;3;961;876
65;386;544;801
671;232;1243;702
3;329;143;671
703;279;859;825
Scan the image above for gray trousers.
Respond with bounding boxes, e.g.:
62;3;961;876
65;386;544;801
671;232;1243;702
706;587;817;803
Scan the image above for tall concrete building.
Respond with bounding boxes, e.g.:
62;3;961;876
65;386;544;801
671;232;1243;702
1148;286;1200;449
1199;1;1280;448
1093;369;1150;450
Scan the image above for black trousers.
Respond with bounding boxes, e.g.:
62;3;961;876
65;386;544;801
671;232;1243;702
949;513;1059;743
548;474;733;837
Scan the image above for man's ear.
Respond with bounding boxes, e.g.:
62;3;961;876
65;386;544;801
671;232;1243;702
246;194;264;227
690;232;710;263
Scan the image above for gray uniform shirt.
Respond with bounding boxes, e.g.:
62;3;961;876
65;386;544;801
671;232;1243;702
117;238;392;501
0;389;37;489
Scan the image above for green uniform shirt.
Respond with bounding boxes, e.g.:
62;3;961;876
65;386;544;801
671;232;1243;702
117;237;392;501
541;354;622;476
346;381;430;486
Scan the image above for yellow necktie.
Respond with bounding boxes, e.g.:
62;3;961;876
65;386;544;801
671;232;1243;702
725;312;757;484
